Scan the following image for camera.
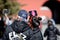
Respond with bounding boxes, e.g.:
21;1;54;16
32;16;42;27
3;9;10;15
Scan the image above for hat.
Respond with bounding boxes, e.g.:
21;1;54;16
29;10;37;16
18;10;28;19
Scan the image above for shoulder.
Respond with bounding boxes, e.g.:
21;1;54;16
23;28;31;36
46;28;49;30
54;27;58;30
5;26;13;34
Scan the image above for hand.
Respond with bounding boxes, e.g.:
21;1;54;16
5;14;8;17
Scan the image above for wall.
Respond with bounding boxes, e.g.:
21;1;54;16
17;0;52;18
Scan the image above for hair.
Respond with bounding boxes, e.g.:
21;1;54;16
29;10;37;17
48;20;52;23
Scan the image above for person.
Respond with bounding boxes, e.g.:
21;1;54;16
4;14;14;26
44;19;60;40
16;10;30;32
49;19;56;27
0;16;5;40
23;10;43;40
3;10;30;40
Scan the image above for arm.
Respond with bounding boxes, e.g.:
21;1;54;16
44;29;48;37
40;30;43;40
4;14;10;25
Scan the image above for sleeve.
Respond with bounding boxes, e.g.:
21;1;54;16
3;33;8;40
3;26;13;40
23;30;30;40
40;30;43;40
44;29;48;37
56;28;60;35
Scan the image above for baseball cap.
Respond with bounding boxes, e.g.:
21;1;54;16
18;10;28;19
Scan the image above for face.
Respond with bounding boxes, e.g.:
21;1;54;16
48;21;52;25
49;22;52;24
49;25;54;30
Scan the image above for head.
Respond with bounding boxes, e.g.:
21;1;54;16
18;10;28;22
29;10;37;18
48;20;53;26
48;20;54;29
29;10;38;23
28;10;41;28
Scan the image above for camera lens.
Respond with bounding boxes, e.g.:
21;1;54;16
38;17;42;21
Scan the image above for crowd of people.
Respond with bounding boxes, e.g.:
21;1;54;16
0;10;60;40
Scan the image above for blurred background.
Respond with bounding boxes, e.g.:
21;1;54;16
17;0;60;24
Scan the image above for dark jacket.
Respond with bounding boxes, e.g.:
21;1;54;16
44;26;60;40
23;27;43;40
11;20;30;33
3;20;30;40
3;26;14;40
3;26;23;40
0;17;5;40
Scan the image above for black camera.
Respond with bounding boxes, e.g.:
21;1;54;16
32;16;42;27
3;9;10;15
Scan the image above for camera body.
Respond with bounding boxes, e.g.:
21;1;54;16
3;9;10;15
32;16;42;27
